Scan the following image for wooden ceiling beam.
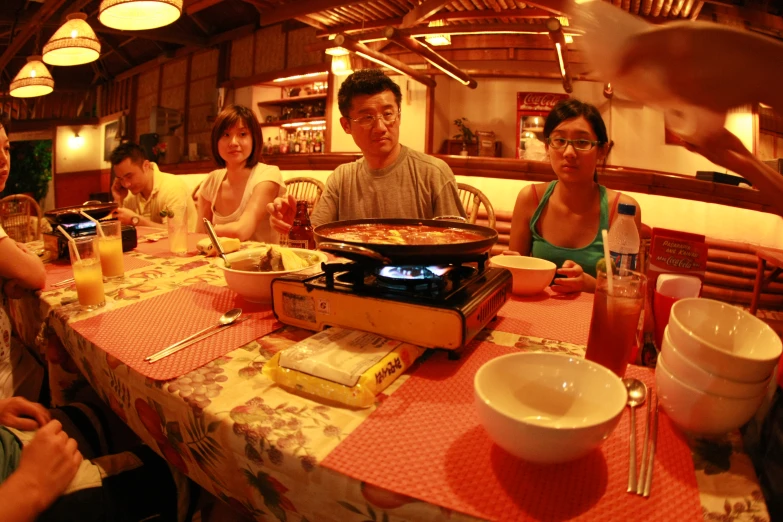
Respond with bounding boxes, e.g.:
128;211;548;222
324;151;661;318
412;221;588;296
400;0;450;29
547;27;573;93
185;0;224;15
704;4;783;34
316;17;403;37
188;13;213;35
295;15;329;31
521;0;570;16
690;1;704;20
62;0;94;19
257;0;366;27
93;26;208;47
100;34;135;67
333;33;437;87
0;0;70;72
384;27;477;88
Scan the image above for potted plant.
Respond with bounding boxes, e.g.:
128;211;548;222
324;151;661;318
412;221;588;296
1;140;52;202
453;117;476;156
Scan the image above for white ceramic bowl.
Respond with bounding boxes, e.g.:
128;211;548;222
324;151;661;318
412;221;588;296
655;355;765;435
218;247;327;303
667;298;782;383
489;255;557;296
661;326;772;399
474;352;627;464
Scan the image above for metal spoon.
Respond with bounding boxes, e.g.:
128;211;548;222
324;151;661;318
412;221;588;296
145;308;243;361
624;378;648;493
203;218;231;268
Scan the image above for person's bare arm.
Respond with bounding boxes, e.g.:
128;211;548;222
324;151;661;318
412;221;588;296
195;193;213;234
509;184;538;255
0;238;45;291
213;181;280;241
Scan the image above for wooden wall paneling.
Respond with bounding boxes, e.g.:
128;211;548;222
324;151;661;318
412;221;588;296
191;48;219;80
55;170;111;208
230;32;255;78
426;84;434;154
254;25;285;74
285;27;324;69
183;55;193;150
188;104;215;160
187;48;219;160
135;67;160;140
325;71;334;153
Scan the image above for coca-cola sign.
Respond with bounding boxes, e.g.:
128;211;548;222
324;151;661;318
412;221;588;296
517;92;569;112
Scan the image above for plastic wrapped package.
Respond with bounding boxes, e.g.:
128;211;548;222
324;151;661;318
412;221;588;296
263;327;426;408
573;0;725;145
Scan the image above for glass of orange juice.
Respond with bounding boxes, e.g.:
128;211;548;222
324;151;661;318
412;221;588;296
69;237;106;310
166;205;189;256
97;221;125;281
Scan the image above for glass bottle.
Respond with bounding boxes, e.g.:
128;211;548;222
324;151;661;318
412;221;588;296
273;137;280;154
287;200;315;250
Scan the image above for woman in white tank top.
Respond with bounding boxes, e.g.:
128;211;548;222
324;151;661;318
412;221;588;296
196;105;285;243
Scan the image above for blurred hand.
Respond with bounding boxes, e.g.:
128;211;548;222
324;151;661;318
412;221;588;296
0;397;50;431
680;127;752;175
15;420;82;509
112;207;137;225
111;178;128;203
266;193;296;235
618;23;764;114
551;260;588;294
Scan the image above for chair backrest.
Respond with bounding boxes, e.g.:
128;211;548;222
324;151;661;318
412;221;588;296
457;182;496;229
0;194;42;243
284;177;325;214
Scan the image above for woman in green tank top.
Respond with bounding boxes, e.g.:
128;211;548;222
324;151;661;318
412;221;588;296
508;99;642;293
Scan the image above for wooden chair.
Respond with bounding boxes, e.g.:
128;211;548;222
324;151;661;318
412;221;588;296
457;182;496;229
284;177;325;215
0;194;42;243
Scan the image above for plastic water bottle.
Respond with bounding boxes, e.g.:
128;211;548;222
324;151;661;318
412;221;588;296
608;203;640;271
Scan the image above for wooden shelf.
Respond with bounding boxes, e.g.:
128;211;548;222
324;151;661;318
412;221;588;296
257;93;327;107
259;117;327;128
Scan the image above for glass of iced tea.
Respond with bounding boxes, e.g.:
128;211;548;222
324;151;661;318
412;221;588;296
97;221;125;280
69;237;106;310
585;269;646;377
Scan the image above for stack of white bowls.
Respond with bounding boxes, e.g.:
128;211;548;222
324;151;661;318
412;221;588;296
656;298;782;435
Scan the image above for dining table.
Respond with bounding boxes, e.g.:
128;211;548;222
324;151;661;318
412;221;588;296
2;226;772;522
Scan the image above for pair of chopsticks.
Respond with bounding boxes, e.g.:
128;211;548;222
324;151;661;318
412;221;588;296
53;277;75;287
634;394;659;498
146;317;245;363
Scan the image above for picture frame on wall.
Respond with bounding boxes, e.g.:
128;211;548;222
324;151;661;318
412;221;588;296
104;120;119;162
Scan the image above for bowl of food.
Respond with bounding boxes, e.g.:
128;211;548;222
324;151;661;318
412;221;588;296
474;352;627;464
667;298;782;383
218;245;326;303
489;255;556;296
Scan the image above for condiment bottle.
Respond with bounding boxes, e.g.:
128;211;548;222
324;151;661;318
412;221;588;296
287;200;315;249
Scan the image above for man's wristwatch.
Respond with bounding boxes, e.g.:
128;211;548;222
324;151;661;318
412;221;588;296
131;216;140;226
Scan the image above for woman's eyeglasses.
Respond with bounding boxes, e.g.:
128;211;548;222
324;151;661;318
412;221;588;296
547;137;600;151
349;110;400;129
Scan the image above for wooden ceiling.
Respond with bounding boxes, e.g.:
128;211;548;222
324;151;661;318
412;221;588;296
0;0;780;94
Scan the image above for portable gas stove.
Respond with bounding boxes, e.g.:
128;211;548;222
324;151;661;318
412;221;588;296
271;253;511;350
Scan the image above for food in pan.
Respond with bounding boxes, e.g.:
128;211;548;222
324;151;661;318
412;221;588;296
230;245;321;272
321;224;485;245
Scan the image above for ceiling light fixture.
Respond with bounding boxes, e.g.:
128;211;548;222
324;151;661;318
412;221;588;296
424;20;451;46
331;54;353;76
325;34;349;56
10;56;54;98
43;13;101;66
555;42;566;77
99;0;182;31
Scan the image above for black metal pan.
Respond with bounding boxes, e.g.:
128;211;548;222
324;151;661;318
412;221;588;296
313;218;498;265
44;202;118;225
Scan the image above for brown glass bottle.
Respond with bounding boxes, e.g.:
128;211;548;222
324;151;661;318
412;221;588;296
287;200;315;249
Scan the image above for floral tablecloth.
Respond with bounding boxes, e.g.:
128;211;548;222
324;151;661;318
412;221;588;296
3;231;771;522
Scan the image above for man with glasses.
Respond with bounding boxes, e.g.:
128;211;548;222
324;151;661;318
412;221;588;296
268;69;465;230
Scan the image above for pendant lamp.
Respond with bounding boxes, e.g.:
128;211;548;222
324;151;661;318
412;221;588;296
99;0;183;31
10;56;54;98
43;13;101;66
331;54;353;76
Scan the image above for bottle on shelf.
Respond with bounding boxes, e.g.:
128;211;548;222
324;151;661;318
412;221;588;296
607;203;640;271
273;137;280;155
293;131;301;154
287;200;315;250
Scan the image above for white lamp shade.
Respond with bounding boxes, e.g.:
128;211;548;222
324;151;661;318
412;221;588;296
10;56;54;98
99;0;182;31
331;54;353;76
43;13;101;66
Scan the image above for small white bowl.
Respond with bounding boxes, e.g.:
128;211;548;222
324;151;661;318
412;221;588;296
474;352;627;464
655;355;765;435
218;247;326;303
489;255;557;296
668;298;782;383
661;326;772;399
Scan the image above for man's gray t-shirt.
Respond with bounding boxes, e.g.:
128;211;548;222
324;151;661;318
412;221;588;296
310;145;466;227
